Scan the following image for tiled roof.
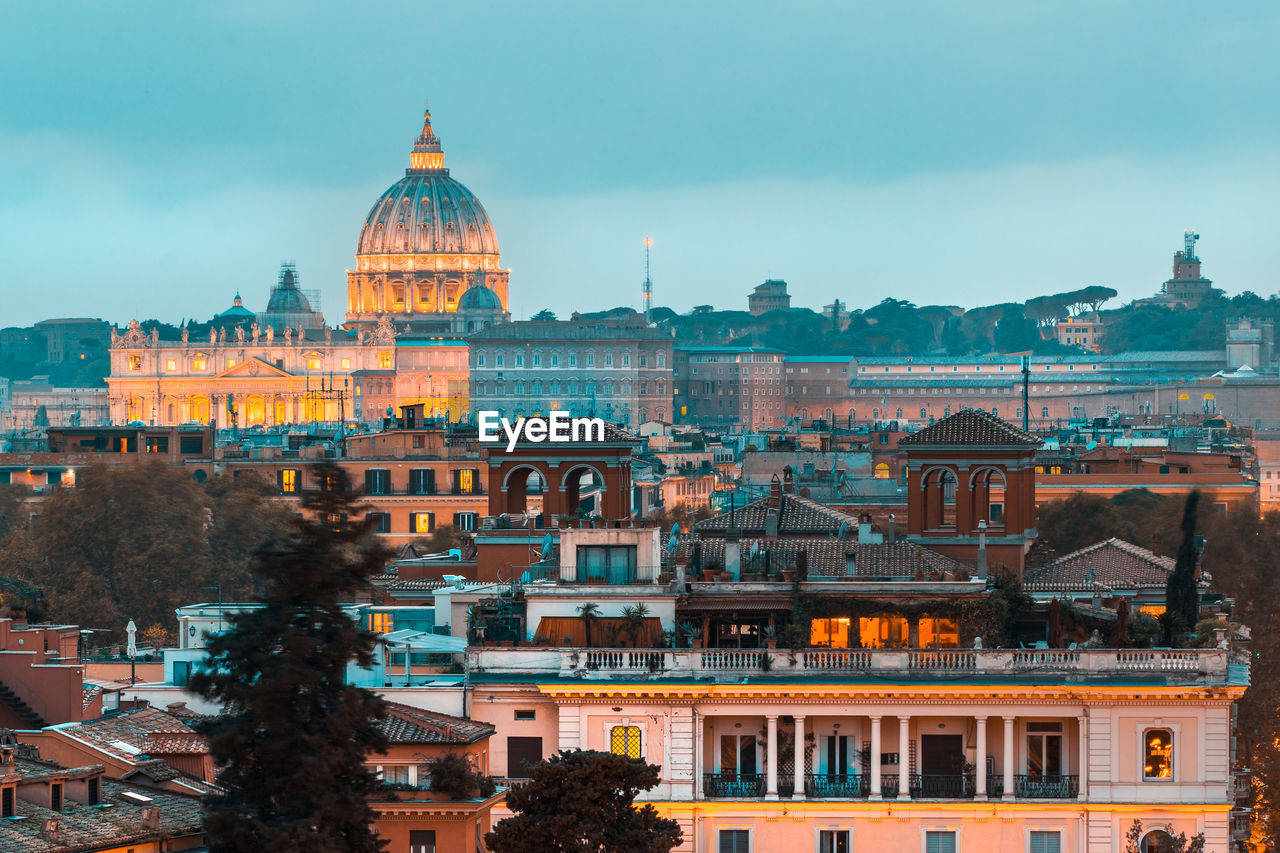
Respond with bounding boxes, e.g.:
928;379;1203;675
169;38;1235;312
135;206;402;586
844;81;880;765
141;732;206;755
0;758;204;853
898;409;1041;448
695;494;853;536
679;536;966;579
376;702;495;745
1023;537;1207;591
56;707;204;763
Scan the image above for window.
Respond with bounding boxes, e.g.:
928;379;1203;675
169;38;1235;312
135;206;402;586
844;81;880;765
918;617;959;648
367;512;391;533
369;612;393;633
1140;830;1175;853
378;351;393;369
364;469;390;495
873;462;891;480
720;829;751;853
279;469;298;493
382;765;409;785
409;830;436;853
1028;830;1061;853
87;776;100;806
507;736;543;778
340;357;351;370
50;782;62;812
819;829;851;853
408;468;435;495
514;709;536;721
1;786;13;818
453;511;478;531
610;725;642;759
859;616;909;648
226;359;236;368
925;830;957;853
1026;722;1062;778
145;436;169;454
454;468;478;494
809;618;851;648
193;357;207;371
1143;729;1173;780
307;357;321;369
128;354;142;371
165;359;176;371
410;512;434;535
577;546;638;584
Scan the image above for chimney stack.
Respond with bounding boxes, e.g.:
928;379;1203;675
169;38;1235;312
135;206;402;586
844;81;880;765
1151;530;1162;557
977;520;989;580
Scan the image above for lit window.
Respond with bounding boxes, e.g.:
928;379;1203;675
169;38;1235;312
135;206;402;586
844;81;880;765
341;358;351;369
1138;605;1166;618
379;351;393;369
369;612;393;634
193;357;207;371
859;616;909;648
279;469;298;493
412;512;434;535
128;355;142;371
307;357;321;369
873;463;891;480
456;468;476;494
166;359;176;371
810;618;851;649
610;725;642;759
819;829;851;853
1143;729;1173;780
226;359;236;368
918;617;959;648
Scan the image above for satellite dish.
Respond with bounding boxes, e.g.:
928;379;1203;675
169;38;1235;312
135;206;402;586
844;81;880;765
670;523;680;538
1085;440;1097;450
837;521;848;540
540;533;553;561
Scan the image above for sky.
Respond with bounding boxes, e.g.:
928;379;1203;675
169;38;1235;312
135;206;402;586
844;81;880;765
2;1;1278;328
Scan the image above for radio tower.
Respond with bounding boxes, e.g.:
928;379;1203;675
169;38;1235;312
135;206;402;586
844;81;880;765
643;237;653;325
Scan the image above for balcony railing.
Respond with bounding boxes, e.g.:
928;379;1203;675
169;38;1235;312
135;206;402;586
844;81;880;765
703;772;765;798
805;773;869;798
1014;774;1079;799
468;646;1235;683
910;773;975;799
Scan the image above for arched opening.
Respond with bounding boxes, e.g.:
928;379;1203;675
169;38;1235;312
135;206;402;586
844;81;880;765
922;467;957;530
563;464;604;518
968;467;1008;532
1140;830;1175;853
190;396;211;424
245;395;265;425
502;465;545;516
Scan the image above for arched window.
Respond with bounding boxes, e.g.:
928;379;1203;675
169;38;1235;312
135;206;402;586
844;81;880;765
1140;829;1175;853
895;408;903;419
1042;406;1050;418
874;463;891;480
920;408;927;419
610;726;642;759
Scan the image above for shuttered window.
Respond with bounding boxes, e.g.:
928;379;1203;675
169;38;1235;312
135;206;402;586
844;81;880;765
1028;831;1060;853
719;829;750;853
925;831;957;853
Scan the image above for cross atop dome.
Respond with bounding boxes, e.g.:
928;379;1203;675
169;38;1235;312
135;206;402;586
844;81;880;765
409;107;446;174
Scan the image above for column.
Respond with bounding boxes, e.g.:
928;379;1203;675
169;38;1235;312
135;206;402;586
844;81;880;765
975;716;988;799
1077;714;1089;801
792;715;806;800
765;715;779;800
898;716;910;799
869;716;882;800
693;711;703;800
1002;715;1015;800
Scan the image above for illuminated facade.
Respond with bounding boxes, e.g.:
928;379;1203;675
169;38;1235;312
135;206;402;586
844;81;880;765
346;108;511;335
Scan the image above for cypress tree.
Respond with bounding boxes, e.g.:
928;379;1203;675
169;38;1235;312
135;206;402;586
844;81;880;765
191;464;389;852
1164;490;1201;645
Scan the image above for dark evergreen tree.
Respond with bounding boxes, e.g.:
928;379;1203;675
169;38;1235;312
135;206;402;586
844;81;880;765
190;464;390;853
1164;490;1202;644
486;750;682;853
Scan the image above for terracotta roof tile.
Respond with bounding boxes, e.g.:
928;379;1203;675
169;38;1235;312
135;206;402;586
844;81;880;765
375;702;495;745
679;537;966;579
1023;537;1206;591
695;494;853;536
898;409;1042;447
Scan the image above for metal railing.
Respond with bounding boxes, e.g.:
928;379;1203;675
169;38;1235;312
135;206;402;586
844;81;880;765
910;773;975;799
703;772;765;798
805;773;869;798
1013;774;1079;799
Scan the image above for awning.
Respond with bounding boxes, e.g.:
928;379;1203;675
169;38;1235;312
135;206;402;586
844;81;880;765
380;629;467;652
681;597;793;612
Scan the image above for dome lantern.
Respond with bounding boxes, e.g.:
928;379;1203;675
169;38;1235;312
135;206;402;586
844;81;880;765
408;108;446;174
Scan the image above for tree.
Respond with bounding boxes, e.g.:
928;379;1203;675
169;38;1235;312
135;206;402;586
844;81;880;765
1123;819;1204;853
530;309;557;322
1164;490;1202;644
190;465;390;853
422;753;496;799
577;602;601;648
622;603;651;648
486;750;682;853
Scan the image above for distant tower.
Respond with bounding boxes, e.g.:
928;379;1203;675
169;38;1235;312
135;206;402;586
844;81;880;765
1185;229;1200;260
1160;230;1212;307
643;238;653;325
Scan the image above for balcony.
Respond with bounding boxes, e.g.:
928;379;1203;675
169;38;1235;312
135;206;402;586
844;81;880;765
910;773;975;799
1013;774;1079;799
468;645;1236;683
805;773;868;798
703;772;765;798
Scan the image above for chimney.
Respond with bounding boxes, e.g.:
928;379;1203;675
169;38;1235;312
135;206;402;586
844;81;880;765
140;807;160;829
764;509;780;538
724;533;742;581
857;512;873;545
782;466;795;494
1151;530;1162;557
768;474;781;508
39;819;59;842
976;520;989;580
887;514;896;546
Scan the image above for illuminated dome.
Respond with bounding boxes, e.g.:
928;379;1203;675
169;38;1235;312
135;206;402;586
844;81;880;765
458;282;503;311
356;111;499;256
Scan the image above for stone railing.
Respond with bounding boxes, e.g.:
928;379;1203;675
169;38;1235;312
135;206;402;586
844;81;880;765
466;646;1234;682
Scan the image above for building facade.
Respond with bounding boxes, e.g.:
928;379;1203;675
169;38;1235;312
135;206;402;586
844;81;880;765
675;346;786;431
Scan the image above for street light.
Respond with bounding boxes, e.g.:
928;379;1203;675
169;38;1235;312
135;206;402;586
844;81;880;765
126;619;137;686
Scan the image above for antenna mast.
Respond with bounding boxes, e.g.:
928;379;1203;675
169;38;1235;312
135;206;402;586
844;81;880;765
643;238;653;325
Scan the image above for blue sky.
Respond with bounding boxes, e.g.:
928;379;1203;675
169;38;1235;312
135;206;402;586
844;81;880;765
2;1;1278;327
